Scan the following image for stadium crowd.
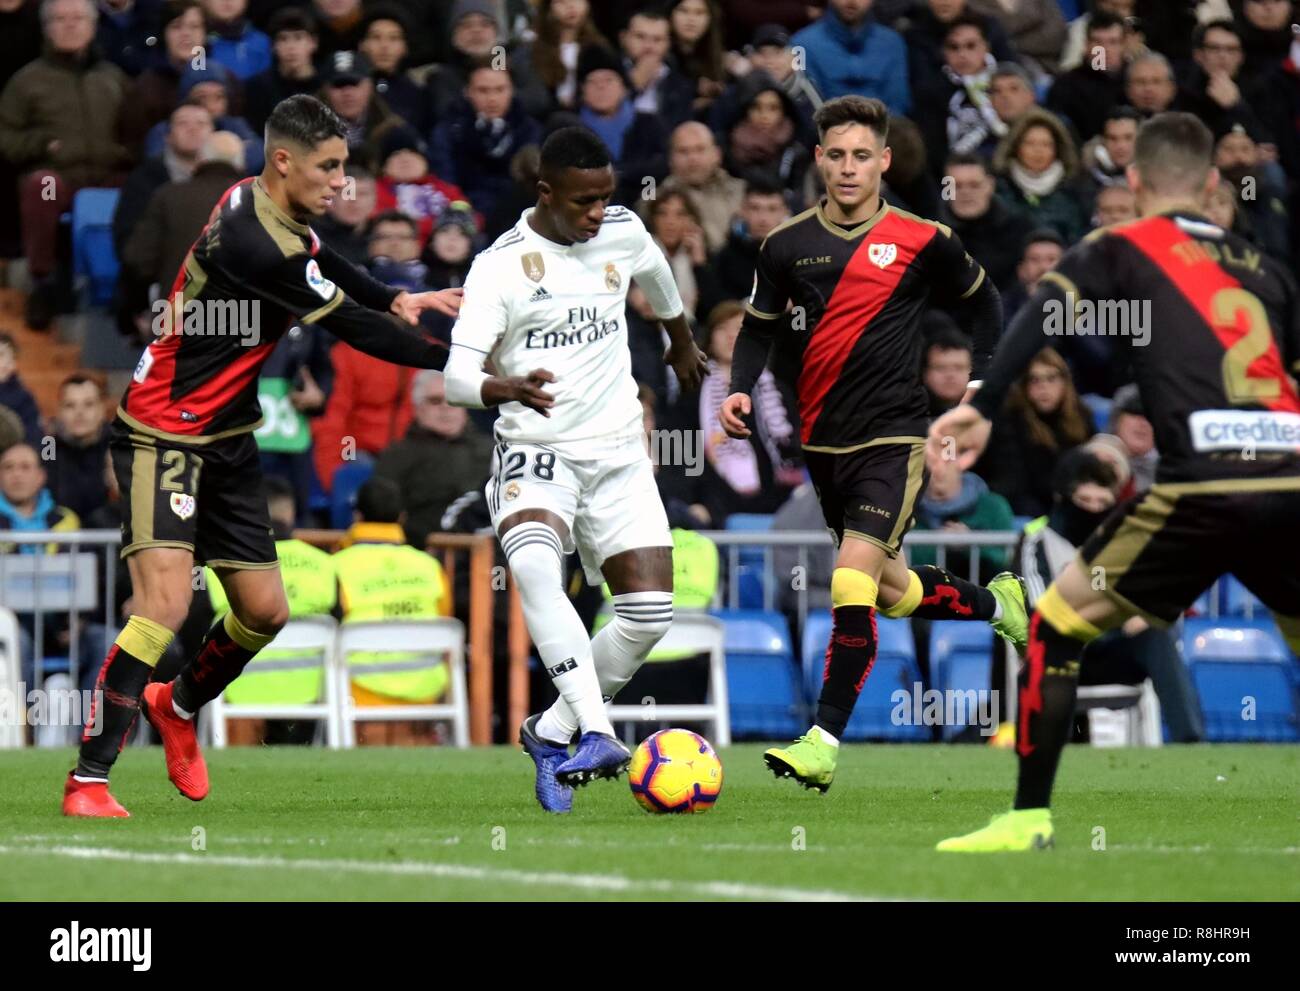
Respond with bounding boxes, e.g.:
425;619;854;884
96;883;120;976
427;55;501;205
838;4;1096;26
0;0;1295;738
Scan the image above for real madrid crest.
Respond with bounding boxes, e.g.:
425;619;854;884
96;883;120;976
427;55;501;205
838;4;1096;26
522;252;545;283
504;481;521;501
604;263;621;291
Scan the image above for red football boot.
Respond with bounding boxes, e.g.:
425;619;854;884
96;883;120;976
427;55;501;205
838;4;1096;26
62;773;130;818
142;681;209;801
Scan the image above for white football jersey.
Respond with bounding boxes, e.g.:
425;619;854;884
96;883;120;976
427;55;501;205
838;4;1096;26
451;206;683;445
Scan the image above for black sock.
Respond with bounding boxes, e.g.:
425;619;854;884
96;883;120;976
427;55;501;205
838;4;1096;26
815;605;877;738
76;647;153;779
173;616;259;713
908;565;997;621
1014;613;1082;809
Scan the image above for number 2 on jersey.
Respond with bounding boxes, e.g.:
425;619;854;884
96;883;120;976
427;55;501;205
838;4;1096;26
500;449;556;484
1215;287;1281;404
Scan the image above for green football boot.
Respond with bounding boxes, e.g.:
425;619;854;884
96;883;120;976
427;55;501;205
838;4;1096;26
988;571;1030;654
936;808;1054;852
763;727;838;793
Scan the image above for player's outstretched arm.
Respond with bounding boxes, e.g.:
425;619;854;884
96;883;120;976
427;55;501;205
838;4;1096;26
662;312;708;392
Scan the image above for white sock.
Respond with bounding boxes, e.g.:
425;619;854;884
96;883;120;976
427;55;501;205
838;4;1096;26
813;725;840;747
992;599;1004;622
172;697;194;720
536;591;674;743
503;523;612;737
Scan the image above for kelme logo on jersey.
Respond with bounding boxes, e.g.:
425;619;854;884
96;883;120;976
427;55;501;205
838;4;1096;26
868;243;897;268
305;259;336;300
604;263;621;291
522;252;545;283
170;493;196;520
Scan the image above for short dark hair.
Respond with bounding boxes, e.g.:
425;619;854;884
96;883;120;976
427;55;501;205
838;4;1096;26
539;126;612;180
1023;227;1066;254
59;372;105;398
1052;448;1117;500
367;209;419;238
465;52;508;81
743;176;786;199
943;12;987;42
1194;19;1239;49
1087;11;1128;36
361;2;411;38
1134;111;1214;194
265;94;347;152
267;6;318;38
355;477;403;523
813;95;889;144
944;151;990;174
926;327;973;358
1103;105;1143;128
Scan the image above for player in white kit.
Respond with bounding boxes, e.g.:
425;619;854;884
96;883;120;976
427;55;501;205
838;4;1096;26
444;128;708;812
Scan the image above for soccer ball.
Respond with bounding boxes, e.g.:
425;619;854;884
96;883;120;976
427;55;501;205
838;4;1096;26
628;729;723;813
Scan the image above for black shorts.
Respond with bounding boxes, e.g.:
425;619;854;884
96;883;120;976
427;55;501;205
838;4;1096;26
1079;476;1300;625
804;440;928;557
110;417;277;569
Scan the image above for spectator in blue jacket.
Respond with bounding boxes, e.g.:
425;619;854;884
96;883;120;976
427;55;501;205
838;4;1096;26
0;334;41;447
143;62;263;173
792;0;911;113
429;56;542;222
202;0;271;80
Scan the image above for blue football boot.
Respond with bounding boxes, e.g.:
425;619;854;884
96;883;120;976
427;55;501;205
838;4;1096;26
519;714;573;814
555;732;631;787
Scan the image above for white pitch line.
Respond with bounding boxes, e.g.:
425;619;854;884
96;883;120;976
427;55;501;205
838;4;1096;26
0;843;879;902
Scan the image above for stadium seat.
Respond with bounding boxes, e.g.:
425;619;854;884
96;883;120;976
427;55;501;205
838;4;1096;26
71;188;121;306
800;611;927;741
329;462;375;529
607;613;730;746
335;618;470;748
1081;393;1112;430
1181;617;1298;742
724;513;773;609
1221;575;1265;618
713;608;804;739
929;621;996;741
209;617;342;749
0;608;23;748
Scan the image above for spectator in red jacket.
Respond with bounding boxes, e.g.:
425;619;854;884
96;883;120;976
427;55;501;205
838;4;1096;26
373;125;478;251
311;341;418;494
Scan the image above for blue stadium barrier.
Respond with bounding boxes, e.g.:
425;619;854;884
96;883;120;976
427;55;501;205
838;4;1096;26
329;462;375;530
713;608;804;739
71;188;121;306
724;513;774;609
1181;617;1298;742
929;621;996;740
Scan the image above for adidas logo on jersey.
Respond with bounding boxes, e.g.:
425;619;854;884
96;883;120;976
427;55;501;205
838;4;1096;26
528;285;553;303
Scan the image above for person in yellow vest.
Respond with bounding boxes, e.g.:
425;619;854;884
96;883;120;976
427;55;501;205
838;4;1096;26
333;477;451;742
207;477;336;742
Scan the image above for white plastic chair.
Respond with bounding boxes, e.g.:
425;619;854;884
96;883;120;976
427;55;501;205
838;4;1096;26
0;607;25;749
606;613;731;747
334;619;469;748
209;616;342;749
1076;681;1163;747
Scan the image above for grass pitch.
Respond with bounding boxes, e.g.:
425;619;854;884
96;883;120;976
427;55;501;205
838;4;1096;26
1;744;1295;901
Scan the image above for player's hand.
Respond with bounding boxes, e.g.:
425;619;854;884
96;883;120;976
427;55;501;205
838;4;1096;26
666;339;708;391
927;402;991;471
390;288;463;324
720;392;752;439
507;368;557;417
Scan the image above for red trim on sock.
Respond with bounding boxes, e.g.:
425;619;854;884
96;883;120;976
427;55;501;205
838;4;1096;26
921;584;974;617
1018;612;1046;758
80;644;119;744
